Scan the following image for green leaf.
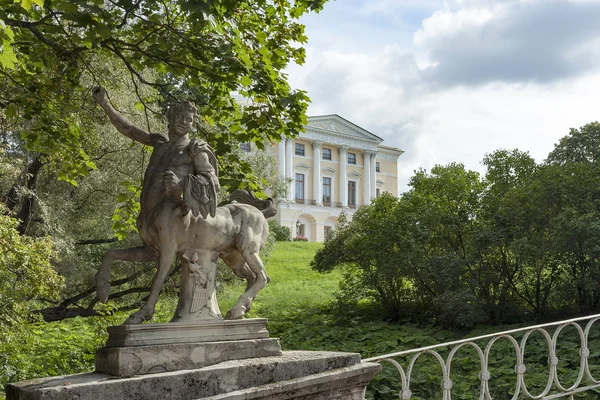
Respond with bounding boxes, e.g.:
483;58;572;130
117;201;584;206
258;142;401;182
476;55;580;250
0;40;18;69
5;104;17;118
240;76;252;87
134;102;145;111
58;2;77;12
3;26;15;41
19;0;33;11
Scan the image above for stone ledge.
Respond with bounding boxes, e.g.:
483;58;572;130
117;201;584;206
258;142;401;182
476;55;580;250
96;338;282;377
204;362;382;400
7;351;365;400
105;318;269;347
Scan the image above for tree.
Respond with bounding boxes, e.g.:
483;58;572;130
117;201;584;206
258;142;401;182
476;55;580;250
312;136;600;328
546;122;600;166
1;0;328;321
1;0;327;219
313;193;427;319
0;205;63;326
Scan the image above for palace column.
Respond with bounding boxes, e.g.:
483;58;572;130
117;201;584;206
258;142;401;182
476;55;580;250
285;138;294;201
371;152;377;197
312;141;323;206
363;151;371;205
278;137;286;199
339;146;348;208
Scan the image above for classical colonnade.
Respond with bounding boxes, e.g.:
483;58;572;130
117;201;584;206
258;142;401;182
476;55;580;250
277;138;378;207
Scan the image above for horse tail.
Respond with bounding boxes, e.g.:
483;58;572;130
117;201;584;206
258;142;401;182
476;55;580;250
260;198;277;219
226;189;278;219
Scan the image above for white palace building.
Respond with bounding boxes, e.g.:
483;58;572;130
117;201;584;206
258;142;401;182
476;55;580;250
268;114;404;242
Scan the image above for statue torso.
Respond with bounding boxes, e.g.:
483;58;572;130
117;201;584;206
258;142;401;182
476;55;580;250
140;135;193;217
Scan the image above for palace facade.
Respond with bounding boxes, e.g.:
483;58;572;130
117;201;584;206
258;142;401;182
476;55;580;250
268;114;403;242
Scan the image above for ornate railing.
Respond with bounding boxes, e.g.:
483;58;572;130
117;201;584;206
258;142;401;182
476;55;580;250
363;314;600;399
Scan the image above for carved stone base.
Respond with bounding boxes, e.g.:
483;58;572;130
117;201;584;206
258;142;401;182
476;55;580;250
104;318;269;347
96;338;282;377
7;351;381;400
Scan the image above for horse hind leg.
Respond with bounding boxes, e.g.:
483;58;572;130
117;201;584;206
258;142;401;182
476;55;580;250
96;246;157;303
222;251;256;290
125;244;177;325
225;248;268;320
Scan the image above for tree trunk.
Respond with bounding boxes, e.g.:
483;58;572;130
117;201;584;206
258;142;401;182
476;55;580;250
9;154;45;234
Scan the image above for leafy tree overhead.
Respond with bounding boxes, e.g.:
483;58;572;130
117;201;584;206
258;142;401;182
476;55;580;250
1;0;325;186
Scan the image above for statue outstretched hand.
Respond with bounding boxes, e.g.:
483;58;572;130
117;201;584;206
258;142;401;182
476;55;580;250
92;86;108;105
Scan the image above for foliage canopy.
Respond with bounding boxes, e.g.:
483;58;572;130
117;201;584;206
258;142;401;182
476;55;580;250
314;122;600;329
1;0;325;186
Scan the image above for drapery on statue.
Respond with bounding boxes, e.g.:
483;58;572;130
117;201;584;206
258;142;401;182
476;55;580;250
92;87;276;325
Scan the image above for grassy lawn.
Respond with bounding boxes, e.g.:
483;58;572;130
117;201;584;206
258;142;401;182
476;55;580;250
220;241;341;319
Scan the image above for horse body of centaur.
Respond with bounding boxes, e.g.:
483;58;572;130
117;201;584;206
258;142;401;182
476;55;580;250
95;190;277;324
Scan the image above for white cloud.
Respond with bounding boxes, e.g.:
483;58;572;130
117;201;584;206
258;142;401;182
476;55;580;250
287;0;600;193
414;0;600;86
414;7;495;46
361;0;444;14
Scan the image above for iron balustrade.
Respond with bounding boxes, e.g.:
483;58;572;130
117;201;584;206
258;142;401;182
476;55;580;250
363;314;600;399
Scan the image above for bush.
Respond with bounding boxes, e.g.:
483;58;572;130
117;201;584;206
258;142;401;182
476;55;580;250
268;220;291;242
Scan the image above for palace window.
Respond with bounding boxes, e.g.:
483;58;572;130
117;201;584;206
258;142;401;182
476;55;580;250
348;180;357;207
322;148;332;160
324;226;332;239
376;162;380;172
376;188;381;198
240;142;251;152
348;152;356;164
295;143;305;156
295;173;305;203
322;177;331;205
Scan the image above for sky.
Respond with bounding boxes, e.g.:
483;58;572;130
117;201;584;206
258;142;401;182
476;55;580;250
285;0;600;193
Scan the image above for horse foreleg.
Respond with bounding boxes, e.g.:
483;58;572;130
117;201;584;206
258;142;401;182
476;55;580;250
96;246;157;303
124;244;177;325
225;249;268;320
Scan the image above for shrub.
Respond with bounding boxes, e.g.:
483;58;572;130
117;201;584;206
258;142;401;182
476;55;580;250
268;220;291;242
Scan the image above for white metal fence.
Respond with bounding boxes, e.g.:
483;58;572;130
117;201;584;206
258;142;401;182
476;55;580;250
363;314;600;399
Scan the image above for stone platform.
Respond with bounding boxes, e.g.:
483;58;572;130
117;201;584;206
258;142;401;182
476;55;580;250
7;351;382;400
7;319;381;400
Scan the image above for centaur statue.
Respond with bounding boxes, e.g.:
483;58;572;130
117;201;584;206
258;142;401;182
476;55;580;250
92;87;276;325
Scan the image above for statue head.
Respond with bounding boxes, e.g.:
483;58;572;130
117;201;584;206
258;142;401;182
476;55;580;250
167;101;198;137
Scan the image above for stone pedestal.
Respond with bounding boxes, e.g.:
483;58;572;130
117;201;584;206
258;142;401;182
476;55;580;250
96;338;282;377
7;319;381;400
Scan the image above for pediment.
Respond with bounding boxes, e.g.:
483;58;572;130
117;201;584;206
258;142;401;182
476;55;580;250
307;115;383;144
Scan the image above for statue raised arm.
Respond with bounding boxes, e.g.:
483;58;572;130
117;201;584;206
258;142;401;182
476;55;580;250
92;87;154;146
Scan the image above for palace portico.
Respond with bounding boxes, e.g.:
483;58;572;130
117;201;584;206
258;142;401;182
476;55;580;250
270;115;404;242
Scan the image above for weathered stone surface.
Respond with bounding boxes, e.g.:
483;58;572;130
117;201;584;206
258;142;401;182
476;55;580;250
7;351;379;400
92;87;277;325
96;338;282;377
204;363;381;400
104;318;269;347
